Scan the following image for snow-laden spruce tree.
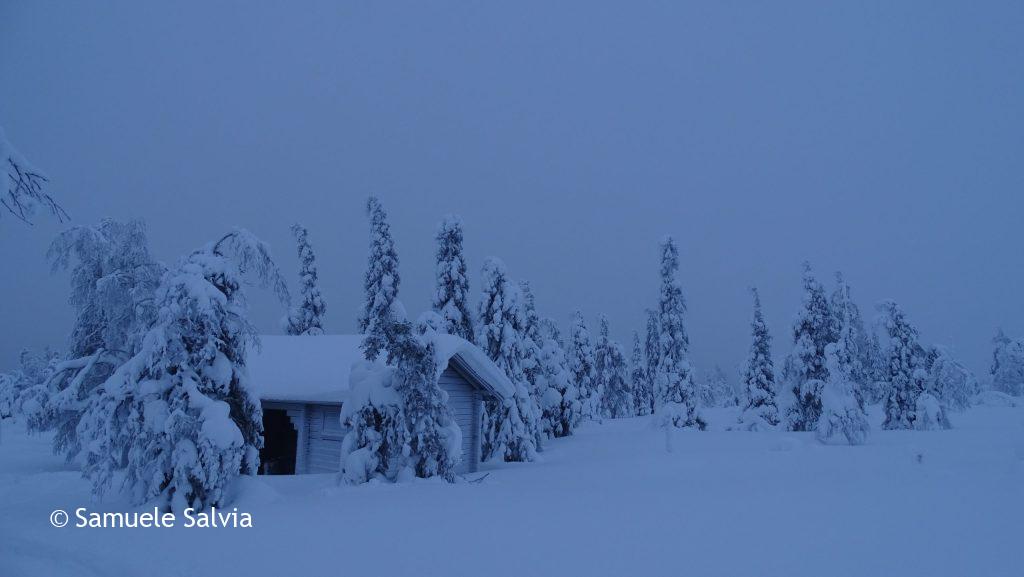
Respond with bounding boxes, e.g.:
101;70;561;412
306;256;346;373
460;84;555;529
830;273;874;403
644;309;659;415
359;196;402;361
736;287;779;431
567;309;597;422
784;262;833;432
990;329;1024;396
865;330;888;404
878;300;928;430
476;258;540;462
654;237;704;429
594;314;612;418
518;280;547;448
77;230;289;510
338;360;405;484
536;318;580;437
631;331;653;416
284;223;327;336
21;220;164;462
1;125;67;224
816;297;870;444
603;339;634;418
816;343;870;445
518;281;543;400
385;316;461;480
432;215;474;342
925;346;977;412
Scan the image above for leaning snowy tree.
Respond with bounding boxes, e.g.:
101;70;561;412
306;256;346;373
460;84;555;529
654;237;704;430
359;196;402;361
476;258;541;462
20;220;163;462
631;331;653;416
736;287;780;431
77;229;290;511
816;300;870;445
567;309;597;423
784;262;833;432
535;318;580;438
927;346;978;412
284;223;327;336
878;300;930;430
1;125;67;225
432;215;475;342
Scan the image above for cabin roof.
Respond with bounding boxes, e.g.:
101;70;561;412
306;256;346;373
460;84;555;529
247;334;514;404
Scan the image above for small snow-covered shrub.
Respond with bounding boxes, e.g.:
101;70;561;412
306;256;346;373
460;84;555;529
339;364;405;484
927;347;977;412
914;392;951;431
816;345;869;445
972;390;1017;408
990;330;1024;397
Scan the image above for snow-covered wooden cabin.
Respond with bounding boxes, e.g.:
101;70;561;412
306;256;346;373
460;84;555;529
247;334;512;476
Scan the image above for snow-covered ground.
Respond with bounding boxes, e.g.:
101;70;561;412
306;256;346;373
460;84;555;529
2;405;1022;577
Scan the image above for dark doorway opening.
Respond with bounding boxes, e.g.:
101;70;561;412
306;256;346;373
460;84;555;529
259;409;297;475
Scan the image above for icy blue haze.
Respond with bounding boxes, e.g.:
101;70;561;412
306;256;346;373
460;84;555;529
1;2;1022;577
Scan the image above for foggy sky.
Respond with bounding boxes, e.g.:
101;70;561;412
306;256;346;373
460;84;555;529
2;1;1022;381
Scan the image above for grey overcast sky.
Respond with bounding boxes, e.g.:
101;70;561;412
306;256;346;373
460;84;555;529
2;1;1022;379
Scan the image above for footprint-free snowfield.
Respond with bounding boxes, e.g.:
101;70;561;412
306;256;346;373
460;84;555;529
3;405;1022;577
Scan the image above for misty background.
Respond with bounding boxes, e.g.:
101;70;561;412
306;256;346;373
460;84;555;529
1;1;1021;381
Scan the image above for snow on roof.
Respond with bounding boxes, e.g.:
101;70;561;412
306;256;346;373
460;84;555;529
247;334;513;404
431;333;515;401
247;335;364;403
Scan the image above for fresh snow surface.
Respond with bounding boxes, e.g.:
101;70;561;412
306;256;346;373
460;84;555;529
1;405;1023;577
247;335;365;402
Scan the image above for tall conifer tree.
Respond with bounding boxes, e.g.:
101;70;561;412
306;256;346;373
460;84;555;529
654;237;703;429
432;215;474;341
359;197;402;360
284;223;327;336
